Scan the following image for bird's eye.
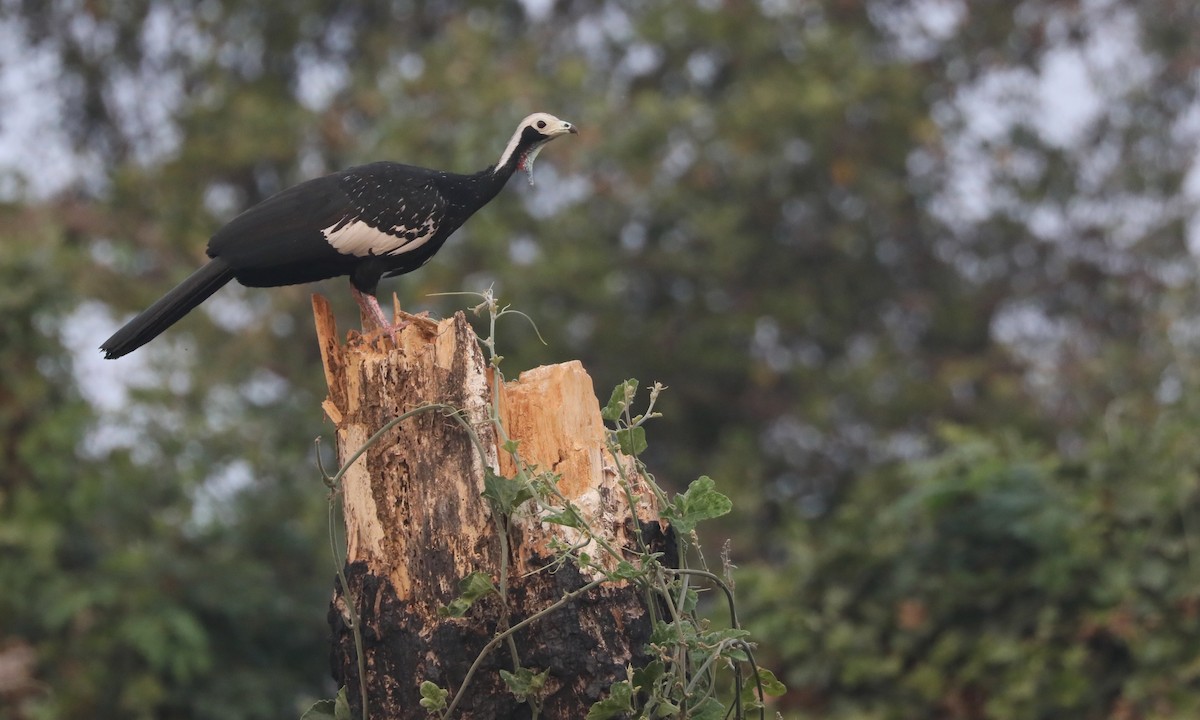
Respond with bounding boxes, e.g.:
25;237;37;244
537;120;547;129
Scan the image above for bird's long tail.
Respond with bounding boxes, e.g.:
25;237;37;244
100;258;236;359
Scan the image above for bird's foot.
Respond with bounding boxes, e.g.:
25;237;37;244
352;286;400;338
383;318;411;344
350;286;436;347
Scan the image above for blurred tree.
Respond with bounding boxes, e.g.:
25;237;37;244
0;204;331;719
743;417;1200;718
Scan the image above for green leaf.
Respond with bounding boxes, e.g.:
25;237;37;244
689;697;726;720
756;667;787;697
501;438;521;455
679;587;700;613
299;699;336;720
662;476;733;534
419;681;449;712
602;379;639;421
631;660;665;692
615;426;648;456
586;680;634;720
334;687;352;720
500;667;548;701
612;559;642;581
703;627;751;644
438;572;496;618
542;508;582;528
303;686;351;720
739;694;765;715
649;620;684;646
482;469;533;513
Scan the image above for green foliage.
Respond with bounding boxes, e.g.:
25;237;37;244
438;572;498;619
418;681;449;713
754;668;787;698
480;469;534;515
661;476;734;536
541;507;583;528
0;210;331;719
602;379;641;422
585;680;633;720
300;688;350;720
605;379;656;456
499;667;549;703
583;681;633;720
615;426;648;456
743;418;1200;717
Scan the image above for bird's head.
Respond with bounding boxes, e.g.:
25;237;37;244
496;112;577;184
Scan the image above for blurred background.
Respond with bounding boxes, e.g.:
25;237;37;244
3;0;1200;717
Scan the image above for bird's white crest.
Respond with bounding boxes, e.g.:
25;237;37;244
494;112;576;183
322;218;438;257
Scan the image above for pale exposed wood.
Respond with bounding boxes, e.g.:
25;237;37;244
498;361;658;578
314;297;497;610
311;294;345;425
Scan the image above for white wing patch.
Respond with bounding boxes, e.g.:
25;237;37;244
321;217;439;257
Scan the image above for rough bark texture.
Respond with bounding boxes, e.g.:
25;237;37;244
313;295;667;720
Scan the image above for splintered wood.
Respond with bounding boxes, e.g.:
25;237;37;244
311;294;665;720
496;361;657;577
313;293;498;609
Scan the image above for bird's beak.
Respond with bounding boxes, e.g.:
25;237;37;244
559;121;578;136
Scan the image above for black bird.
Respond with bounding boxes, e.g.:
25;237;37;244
100;112;577;359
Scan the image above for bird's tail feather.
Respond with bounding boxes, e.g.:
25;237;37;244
100;259;236;359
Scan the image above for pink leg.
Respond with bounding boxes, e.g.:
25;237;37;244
350;284;412;342
350;285;392;330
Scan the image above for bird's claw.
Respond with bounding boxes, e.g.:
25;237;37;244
383;318;411;344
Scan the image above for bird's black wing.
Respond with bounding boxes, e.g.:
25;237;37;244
208;162;448;288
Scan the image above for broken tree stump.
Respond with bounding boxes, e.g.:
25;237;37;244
313;295;669;719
